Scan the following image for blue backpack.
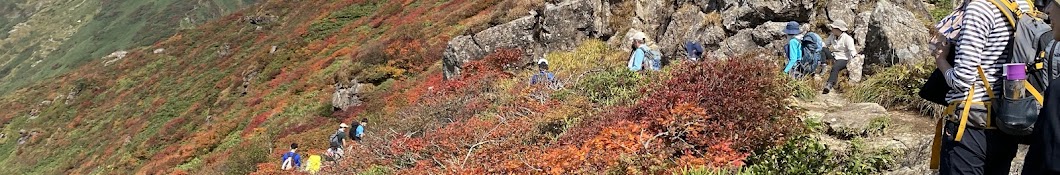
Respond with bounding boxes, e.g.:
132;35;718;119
640;45;663;71
796;32;824;77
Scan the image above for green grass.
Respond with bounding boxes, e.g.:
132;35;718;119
0;0;256;95
305;2;379;41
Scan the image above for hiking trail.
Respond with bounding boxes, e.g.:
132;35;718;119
797;93;1028;174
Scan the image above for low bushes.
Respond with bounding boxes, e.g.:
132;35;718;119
846;62;943;117
533;53;803;173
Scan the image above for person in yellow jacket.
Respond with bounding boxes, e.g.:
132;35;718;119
306;155;322;174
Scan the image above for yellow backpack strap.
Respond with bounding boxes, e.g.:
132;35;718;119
930;118;945;169
977;66;997;100
956;84;977;141
1025;81;1045;103
989;0;1020;27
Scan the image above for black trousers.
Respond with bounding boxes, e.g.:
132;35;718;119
940;121;1023;175
826;59;849;88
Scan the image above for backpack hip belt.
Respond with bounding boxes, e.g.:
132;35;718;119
929;66;998;169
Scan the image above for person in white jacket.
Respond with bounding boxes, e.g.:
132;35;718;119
823;20;857;94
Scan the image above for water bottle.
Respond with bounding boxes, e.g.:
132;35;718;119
1004;64;1027;99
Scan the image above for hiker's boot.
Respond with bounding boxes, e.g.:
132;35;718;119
823;84;832;94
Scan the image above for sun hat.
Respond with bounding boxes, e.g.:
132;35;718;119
631;31;647;41
537;58;548;65
339;123;349;128
829;20;849;32
783;21;801;35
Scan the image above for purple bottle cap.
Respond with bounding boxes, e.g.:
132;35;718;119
1005;64;1026;80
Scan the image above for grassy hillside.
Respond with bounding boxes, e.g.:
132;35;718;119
0;0;545;174
0;0;256;95
0;0;888;174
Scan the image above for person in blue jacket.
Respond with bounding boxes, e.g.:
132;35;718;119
281;143;302;170
782;21;803;74
628;32;648;72
531;58;556;85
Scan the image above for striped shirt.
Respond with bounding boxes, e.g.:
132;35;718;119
944;0;1016;103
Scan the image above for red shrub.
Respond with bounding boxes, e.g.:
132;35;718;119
628;54;800;152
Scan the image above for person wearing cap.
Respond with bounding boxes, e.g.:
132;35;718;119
328;123;349;160
531;58;556;85
931;0;1027;174
281;143;303;170
628;32;649;72
782;21;803;74
822;20;857;94
1023;0;1060;173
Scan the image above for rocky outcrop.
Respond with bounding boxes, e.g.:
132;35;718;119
332;78;364;111
711;21;809;58
240;68;259;97
656;4;726;58
824;103;890;138
442;0;610;79
863;0;930;66
824;0;858;27
443;0;936;78
720;0;816;32
102;50;128;67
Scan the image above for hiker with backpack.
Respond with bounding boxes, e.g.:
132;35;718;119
782;21;826;79
927;0;1046;174
1022;0;1060;173
281;143;303;171
684;41;704;62
349;118;367;144
628;31;662;72
326;123;349;161
823;20;857;94
530;58;556;85
782;21;803;75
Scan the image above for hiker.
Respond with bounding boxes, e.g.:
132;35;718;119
281;143;303;171
350;118;367;144
684;41;704;62
823;20;857;94
327;123;349;160
1026;79;1060;174
931;0;1035;174
782;21;802;74
1023;1;1060;173
628;32;648;72
530;58;556;85
306;155;322;174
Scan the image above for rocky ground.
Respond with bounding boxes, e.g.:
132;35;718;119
798;93;1028;175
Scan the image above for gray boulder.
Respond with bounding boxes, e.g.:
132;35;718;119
825;0;859;26
540;0;612;53
442;16;538;79
442;0;610;79
863;0;930;66
711;21;808;59
656;4;726;59
721;0;816;32
824;103;890;138
331;79;364;111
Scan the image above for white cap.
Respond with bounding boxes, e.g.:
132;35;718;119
631;31;647;41
339;123;349;128
537;58;548;65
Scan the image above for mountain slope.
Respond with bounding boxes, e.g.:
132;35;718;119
0;0;535;174
0;0;256;95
